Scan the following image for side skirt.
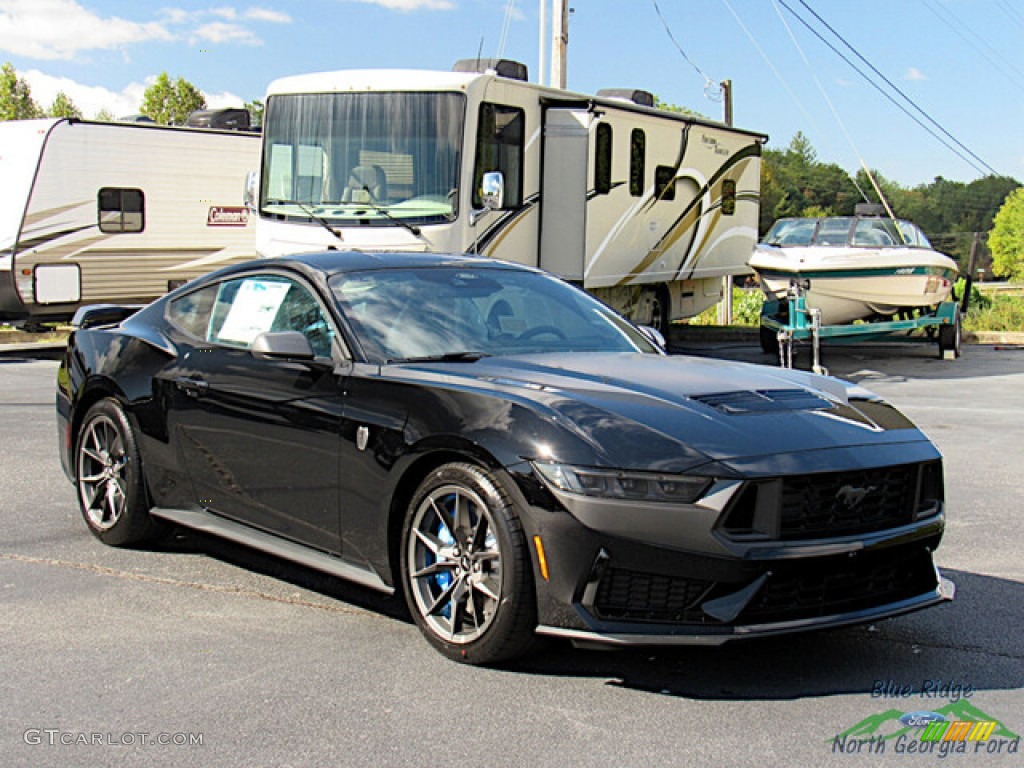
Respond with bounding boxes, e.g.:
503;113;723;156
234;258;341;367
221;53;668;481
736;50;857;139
150;507;393;595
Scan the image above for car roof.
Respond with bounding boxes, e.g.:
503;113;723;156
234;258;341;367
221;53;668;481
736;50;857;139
258;251;522;277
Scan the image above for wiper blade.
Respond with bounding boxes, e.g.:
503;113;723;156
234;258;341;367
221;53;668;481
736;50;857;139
390;351;492;364
352;186;425;239
269;200;345;245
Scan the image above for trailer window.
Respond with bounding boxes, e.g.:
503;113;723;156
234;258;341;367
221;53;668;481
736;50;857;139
594;123;612;195
654;166;676;202
629;129;645;197
473;103;524;209
721;179;736;215
98;188;144;233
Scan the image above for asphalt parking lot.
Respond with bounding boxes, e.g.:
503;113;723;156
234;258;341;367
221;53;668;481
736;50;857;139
1;341;1022;767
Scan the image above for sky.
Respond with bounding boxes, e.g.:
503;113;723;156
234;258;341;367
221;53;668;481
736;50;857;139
0;0;1021;187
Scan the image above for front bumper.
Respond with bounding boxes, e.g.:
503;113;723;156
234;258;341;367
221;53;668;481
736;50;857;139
514;462;951;647
538;573;954;647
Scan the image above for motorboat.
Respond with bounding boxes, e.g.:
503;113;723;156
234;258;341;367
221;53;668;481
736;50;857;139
749;207;959;326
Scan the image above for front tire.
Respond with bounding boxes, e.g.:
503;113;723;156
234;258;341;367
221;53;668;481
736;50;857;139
401;463;537;665
75;398;163;547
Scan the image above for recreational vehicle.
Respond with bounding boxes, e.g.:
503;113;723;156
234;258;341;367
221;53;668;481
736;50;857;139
253;59;766;326
0;118;260;324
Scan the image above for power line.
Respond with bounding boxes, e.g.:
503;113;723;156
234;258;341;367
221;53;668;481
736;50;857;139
779;0;998;178
650;0;723;100
921;0;1024;93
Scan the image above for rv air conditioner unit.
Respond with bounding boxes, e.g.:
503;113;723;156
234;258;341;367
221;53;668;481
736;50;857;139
452;59;529;82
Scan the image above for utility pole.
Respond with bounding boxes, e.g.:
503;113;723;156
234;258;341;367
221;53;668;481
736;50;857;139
538;0;547;85
717;79;735;325
550;0;569;89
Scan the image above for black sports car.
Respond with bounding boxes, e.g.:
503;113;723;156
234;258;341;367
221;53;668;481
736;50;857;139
57;251;953;664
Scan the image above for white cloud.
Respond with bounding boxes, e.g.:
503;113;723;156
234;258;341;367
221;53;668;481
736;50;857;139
23;69;146;117
0;2;294;60
905;67;928;82
23;69;244;118
245;7;292;23
348;0;455;11
0;0;172;60
191;21;261;46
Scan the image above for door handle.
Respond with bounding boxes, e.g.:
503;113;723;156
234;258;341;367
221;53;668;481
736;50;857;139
175;376;209;398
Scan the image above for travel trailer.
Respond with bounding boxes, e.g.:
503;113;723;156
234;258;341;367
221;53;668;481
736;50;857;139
0;118;260;325
252;60;766;326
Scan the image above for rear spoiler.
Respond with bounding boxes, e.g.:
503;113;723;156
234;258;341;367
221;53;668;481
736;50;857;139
71;304;145;329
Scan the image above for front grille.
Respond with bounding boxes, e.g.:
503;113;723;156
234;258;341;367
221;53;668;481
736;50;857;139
722;463;937;541
779;465;917;539
594;567;717;623
744;547;938;623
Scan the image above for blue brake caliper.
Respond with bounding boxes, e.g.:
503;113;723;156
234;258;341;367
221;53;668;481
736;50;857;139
433;504;454;618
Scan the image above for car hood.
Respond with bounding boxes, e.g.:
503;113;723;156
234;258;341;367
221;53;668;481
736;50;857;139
388;352;933;474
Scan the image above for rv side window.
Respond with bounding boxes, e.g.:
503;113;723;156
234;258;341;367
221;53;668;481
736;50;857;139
654;166;676;202
98;188;144;233
629;129;645;197
473;103;524;209
594;123;612;195
721;179;736;215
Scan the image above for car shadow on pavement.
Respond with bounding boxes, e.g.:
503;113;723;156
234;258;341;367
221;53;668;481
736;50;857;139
154;526;413;623
143;526;1024;700
508;568;1023;701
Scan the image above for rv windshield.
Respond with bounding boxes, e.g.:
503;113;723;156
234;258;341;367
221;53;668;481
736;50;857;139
261;92;465;226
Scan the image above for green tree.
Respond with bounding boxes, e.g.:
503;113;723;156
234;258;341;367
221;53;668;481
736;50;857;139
653;96;708;120
244;98;263;129
988;187;1024;281
47;91;82;119
141;72;206;125
94;108;115;122
0;62;41;120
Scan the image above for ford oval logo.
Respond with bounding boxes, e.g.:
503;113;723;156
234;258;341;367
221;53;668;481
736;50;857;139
899;711;946;728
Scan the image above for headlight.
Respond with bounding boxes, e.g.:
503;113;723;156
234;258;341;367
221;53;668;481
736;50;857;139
532;462;711;504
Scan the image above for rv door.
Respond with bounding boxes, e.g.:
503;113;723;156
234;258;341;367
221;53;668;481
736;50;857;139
540;109;589;281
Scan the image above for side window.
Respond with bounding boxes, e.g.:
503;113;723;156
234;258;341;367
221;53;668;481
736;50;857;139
473;103;524;209
98;188;144;233
655;166;676;202
721;179;736;215
167;283;219;338
594;123;612;195
629;129;645;197
169;275;336;358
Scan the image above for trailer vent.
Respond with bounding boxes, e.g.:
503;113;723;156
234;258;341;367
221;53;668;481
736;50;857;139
452;58;529;82
596;89;656;108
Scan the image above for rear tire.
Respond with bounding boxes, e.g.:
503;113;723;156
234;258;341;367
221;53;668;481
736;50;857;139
938;307;962;360
400;463;537;665
75;398;164;547
759;322;780;356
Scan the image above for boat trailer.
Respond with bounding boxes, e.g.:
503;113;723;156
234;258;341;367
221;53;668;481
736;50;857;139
760;280;963;375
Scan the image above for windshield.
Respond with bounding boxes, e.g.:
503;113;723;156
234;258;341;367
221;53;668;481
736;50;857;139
763;217;931;248
261;92;465;225
329;266;658;363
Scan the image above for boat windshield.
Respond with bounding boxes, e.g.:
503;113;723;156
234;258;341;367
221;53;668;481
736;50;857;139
261;92;465;225
762;216;931;248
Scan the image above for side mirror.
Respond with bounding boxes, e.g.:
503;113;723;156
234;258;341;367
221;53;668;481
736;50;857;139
480;171;504;210
251;331;315;361
637;325;667;351
243;170;259;212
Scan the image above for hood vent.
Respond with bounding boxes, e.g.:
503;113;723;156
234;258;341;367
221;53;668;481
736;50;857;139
694;389;833;415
